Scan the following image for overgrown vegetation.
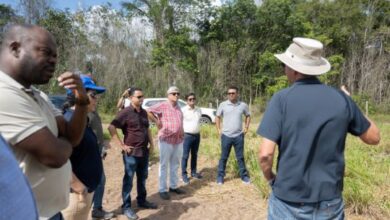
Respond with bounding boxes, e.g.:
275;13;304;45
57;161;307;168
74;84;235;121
198;118;390;218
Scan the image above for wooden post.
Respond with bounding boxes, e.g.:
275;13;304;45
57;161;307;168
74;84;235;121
365;101;369;116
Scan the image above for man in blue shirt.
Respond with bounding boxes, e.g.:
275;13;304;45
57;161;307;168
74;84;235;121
0;134;38;220
257;38;380;219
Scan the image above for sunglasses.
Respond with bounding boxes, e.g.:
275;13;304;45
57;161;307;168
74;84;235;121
135;95;144;99
88;92;98;99
170;93;180;96
188;98;196;101
227;92;236;95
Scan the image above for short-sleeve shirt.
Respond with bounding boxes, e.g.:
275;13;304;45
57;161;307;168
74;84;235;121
88;111;104;153
111;105;150;157
216;100;250;137
0;70;72;219
64;110;103;191
182;105;201;134
0;134;38;220
257;78;370;203
148;101;184;144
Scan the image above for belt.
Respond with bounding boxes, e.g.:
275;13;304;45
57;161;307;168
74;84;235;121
185;133;200;136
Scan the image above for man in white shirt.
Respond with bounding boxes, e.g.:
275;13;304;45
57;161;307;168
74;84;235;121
0;24;89;220
181;93;202;184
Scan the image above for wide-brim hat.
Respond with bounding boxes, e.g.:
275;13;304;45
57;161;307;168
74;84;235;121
274;38;331;75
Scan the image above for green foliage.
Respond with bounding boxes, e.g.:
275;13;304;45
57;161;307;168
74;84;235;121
351;93;377;115
319;54;344;85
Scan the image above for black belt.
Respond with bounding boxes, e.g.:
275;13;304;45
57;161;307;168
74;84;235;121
70;188;93;194
185;133;200;136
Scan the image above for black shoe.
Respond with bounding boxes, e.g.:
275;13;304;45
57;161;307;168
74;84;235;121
169;187;185;194
91;208;114;219
159;192;170;200
191;173;203;179
182;175;190;184
138;200;157;209
123;208;138;220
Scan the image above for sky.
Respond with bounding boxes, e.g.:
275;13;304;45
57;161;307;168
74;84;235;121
0;0;123;12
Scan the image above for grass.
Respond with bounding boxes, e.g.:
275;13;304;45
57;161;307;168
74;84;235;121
198;117;390;218
102;111;389;218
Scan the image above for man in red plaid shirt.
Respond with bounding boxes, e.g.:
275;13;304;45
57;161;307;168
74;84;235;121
147;86;185;200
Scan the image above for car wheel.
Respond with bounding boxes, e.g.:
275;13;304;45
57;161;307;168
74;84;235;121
200;116;212;124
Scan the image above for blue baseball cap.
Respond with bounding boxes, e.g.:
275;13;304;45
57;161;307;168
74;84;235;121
67;74;106;95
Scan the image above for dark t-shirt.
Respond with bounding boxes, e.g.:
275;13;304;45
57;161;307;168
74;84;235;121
257;78;370;203
110;105;149;157
64;110;103;191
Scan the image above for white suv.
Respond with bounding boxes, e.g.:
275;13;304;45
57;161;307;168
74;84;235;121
142;98;216;124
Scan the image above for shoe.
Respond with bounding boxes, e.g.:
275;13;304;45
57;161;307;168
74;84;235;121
138;200;157;209
182;175;190;184
159;192;170;200
91;208;114;219
217;176;224;185
123;208;138;220
169;187;185;194
191;173;203;179
242;176;251;184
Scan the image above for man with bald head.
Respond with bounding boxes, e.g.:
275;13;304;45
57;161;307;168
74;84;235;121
0;24;89;220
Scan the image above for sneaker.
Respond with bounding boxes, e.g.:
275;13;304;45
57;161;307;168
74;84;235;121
217;176;224;185
182;175;190;184
169;187;185;194
191;173;203;179
138;200;157;209
91;208;114;219
242;176;251;184
159;192;170;200
123;208;138;220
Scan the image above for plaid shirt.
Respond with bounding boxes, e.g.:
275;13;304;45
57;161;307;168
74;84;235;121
148;101;184;144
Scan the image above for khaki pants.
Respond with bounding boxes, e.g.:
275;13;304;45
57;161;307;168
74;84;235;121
62;192;94;220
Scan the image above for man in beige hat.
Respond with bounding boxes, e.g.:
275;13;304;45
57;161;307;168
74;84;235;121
257;37;380;219
147;86;185;200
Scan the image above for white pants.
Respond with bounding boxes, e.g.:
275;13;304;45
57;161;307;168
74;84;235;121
158;140;183;192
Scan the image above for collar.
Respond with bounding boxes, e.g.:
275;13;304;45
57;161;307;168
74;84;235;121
0;70;40;99
0;70;25;90
227;100;240;106
129;104;143;113
294;77;322;85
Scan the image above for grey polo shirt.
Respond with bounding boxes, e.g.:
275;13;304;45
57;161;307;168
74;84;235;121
257;78;370;203
216;100;250;137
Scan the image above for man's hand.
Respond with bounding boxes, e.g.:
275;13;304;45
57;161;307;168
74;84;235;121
57;72;89;104
340;85;351;96
121;144;133;155
243;127;248;135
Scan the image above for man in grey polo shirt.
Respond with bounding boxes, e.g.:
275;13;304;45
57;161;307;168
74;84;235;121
215;86;251;185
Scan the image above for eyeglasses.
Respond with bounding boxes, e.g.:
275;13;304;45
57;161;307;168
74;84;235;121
188;98;196;101
135;95;144;99
170;93;180;96
88;92;98;99
227;92;236;95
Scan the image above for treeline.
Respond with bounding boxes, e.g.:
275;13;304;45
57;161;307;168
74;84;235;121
1;0;390;113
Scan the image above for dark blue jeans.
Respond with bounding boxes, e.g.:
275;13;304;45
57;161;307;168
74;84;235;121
92;168;106;209
181;133;200;177
122;154;149;209
217;133;248;179
49;212;63;220
268;192;344;219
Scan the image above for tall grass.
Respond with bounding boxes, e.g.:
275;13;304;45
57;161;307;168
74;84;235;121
198;120;390;217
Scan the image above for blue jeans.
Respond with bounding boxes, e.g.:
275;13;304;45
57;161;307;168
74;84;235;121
92;168;106;209
268;192;344;220
217;133;248;179
122;154;149;209
181;133;200;176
